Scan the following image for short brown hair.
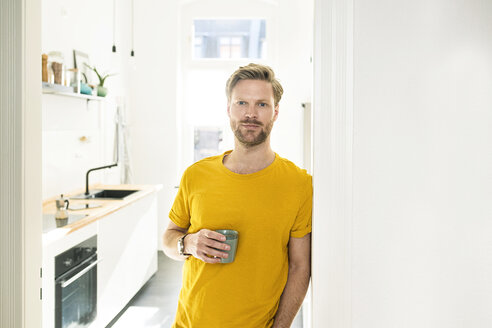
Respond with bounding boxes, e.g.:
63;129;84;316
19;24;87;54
225;63;284;106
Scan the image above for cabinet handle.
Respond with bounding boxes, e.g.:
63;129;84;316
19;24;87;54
79;136;90;143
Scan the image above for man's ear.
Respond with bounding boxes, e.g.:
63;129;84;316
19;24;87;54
273;104;279;121
227;104;231;117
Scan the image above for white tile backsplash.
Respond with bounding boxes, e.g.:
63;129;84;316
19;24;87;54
42;95;119;199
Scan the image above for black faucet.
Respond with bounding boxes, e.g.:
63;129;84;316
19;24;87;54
85;163;118;195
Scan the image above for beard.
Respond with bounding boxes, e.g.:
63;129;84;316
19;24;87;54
231;118;274;148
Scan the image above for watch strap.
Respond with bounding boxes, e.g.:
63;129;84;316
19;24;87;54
178;233;191;256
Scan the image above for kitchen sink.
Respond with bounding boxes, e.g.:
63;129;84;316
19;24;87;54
71;189;139;200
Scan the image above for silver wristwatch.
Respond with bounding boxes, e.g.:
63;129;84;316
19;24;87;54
178;234;190;256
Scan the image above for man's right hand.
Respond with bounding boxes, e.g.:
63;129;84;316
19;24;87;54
185;229;231;264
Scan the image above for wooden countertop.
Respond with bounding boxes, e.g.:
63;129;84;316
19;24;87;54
43;184;162;236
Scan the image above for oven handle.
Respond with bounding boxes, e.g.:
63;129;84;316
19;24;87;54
60;258;102;288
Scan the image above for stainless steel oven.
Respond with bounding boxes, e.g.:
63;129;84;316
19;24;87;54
55;235;98;328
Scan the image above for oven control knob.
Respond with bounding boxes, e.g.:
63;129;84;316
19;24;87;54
63;259;73;267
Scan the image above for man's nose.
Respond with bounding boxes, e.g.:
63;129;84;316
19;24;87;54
244;104;258;118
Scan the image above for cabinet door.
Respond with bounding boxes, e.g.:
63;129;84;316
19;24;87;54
96;194;158;327
122;196;158;298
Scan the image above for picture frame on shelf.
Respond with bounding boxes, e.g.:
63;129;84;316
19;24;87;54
73;50;92;84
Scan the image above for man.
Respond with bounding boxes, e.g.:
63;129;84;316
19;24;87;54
163;63;312;328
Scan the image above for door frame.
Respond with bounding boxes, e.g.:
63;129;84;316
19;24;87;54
311;0;354;327
0;0;42;326
7;0;355;327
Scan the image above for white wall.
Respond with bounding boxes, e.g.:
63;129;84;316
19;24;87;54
42;0;132;91
274;0;313;167
352;0;492;326
41;0;134;198
313;0;492;327
128;0;179;249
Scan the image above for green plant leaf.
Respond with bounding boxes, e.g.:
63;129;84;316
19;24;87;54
83;63;117;86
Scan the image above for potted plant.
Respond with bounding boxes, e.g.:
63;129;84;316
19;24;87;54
84;64;116;97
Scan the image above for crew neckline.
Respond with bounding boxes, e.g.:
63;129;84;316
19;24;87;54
219;150;279;179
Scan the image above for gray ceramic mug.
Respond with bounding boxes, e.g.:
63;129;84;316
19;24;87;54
215;229;239;263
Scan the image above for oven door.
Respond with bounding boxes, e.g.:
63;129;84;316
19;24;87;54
55;254;99;328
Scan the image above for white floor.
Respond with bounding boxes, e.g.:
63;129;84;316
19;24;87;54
110;251;303;328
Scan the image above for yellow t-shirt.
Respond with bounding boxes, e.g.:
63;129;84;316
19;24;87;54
169;151;312;328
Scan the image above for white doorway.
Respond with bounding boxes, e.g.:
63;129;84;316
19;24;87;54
177;0;313;172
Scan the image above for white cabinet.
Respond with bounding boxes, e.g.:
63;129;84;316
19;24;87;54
42;189;159;328
94;193;158;327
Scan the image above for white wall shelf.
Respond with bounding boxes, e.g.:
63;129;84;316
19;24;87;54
42;89;104;101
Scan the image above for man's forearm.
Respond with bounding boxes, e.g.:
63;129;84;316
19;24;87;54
272;265;311;328
162;229;189;261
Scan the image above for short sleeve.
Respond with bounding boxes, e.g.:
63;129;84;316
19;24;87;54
169;169;192;229
290;175;313;238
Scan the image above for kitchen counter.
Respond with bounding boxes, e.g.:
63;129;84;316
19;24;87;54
42;183;161;328
42;183;162;246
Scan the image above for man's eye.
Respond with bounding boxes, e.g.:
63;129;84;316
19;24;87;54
258;103;267;107
238;101;246;105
